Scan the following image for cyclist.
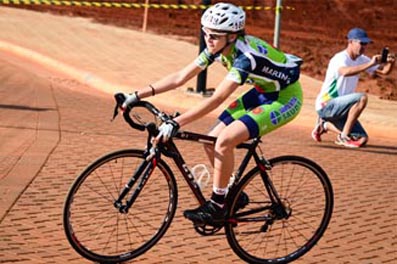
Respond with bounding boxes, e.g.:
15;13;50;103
120;2;303;226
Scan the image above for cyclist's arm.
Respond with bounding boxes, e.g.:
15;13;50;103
174;78;239;127
136;61;202;99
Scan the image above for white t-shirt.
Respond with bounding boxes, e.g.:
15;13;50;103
315;50;378;110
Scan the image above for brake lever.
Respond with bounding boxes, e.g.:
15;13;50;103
111;93;126;122
111;103;119;122
146;138;158;161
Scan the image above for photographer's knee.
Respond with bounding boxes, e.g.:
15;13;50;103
359;94;368;108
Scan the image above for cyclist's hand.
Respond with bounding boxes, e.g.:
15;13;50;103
121;92;139;110
157;119;180;142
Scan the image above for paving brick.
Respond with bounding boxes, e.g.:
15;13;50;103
1;6;397;264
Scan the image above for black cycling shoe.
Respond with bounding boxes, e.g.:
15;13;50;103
183;201;226;227
234;191;249;212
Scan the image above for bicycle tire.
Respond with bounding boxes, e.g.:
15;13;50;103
63;149;178;263
225;155;333;264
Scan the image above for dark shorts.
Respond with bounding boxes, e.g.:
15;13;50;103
317;92;368;137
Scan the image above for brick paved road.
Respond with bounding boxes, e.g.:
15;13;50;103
1;57;396;264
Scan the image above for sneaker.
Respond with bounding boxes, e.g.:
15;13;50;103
350;135;368;147
183;201;226;227
335;134;361;148
311;119;326;142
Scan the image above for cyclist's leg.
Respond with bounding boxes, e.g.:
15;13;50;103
184;83;303;225
208;89;263;206
213;121;250;188
203;88;265;167
184;120;251;225
184;88;267;225
212;81;303;187
203;121;226;167
212;81;302;206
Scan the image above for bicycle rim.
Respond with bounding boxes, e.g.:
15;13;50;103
63;149;177;263
225;155;333;264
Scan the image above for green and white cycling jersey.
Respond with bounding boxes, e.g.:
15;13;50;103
195;35;304;138
195;35;302;92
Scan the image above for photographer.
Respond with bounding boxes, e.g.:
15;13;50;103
312;27;395;148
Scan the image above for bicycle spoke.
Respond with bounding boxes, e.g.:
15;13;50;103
102;221;117;255
123;215;134;252
284;169;314;201
124;211;147;237
289;212;321;233
105;160;120;200
69;206;115;233
79;177;115;204
94;169;118;202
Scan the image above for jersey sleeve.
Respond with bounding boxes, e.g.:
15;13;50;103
194;49;216;69
226;55;251;85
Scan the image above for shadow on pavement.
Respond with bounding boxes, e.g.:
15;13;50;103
317;144;397;155
0;103;55;112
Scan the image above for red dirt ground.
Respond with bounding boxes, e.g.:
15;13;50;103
10;0;397;100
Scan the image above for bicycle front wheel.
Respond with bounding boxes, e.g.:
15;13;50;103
225;155;333;264
63;149;178;263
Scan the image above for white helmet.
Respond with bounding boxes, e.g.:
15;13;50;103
201;3;246;33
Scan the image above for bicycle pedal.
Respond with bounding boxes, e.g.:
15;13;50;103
194;224;223;236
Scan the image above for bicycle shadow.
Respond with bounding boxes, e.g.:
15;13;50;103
0;103;55;112
316;144;397;155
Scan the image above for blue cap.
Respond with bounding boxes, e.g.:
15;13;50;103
347;28;372;43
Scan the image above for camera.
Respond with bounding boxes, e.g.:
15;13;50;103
381;47;389;63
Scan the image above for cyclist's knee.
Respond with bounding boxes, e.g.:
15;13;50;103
215;123;249;153
215;134;234;154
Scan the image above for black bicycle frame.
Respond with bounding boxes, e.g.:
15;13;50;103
114;129;286;215
113;156;154;213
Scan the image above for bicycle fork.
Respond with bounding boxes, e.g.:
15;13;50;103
114;154;157;214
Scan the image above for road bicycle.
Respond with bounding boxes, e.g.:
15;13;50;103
63;94;334;263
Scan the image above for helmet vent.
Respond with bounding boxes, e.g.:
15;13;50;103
201;3;246;33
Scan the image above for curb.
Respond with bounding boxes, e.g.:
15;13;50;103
0;39;129;93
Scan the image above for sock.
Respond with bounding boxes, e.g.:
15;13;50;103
210;186;227;208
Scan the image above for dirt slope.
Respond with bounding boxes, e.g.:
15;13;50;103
9;0;397;99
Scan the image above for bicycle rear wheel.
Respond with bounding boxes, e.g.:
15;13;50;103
225;156;333;264
63;149;177;263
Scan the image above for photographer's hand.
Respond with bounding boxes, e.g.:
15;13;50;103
387;52;395;64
